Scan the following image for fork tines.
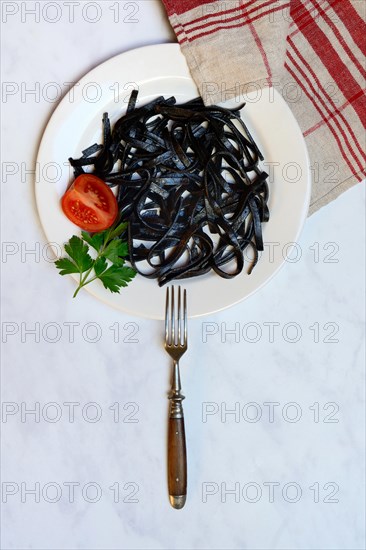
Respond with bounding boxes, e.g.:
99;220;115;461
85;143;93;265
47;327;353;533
165;286;187;348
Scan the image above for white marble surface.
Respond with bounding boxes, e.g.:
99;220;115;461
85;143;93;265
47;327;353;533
1;2;365;549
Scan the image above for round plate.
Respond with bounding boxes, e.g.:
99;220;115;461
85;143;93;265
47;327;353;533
36;44;311;319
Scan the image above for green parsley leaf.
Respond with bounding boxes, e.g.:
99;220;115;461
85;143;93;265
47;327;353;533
54;258;79;276
64;236;93;273
102;239;129;266
94;256;108;277
81;230;107;252
98;265;136;293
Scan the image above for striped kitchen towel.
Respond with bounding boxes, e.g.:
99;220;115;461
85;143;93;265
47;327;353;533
162;0;366;214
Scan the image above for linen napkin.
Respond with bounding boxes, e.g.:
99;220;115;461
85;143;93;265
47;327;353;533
162;0;366;214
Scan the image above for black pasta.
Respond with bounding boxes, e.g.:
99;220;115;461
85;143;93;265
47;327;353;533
68;90;270;286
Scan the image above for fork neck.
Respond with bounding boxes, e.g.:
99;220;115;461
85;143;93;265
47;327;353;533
172;360;181;391
169;360;185;419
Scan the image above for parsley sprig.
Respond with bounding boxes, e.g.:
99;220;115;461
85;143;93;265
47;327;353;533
55;222;136;297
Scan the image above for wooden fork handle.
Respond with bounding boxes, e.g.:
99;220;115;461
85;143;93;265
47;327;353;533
168;413;187;509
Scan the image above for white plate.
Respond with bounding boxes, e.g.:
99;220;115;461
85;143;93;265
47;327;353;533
36;44;311;319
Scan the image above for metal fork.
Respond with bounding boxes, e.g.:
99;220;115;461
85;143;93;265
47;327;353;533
165;286;188;509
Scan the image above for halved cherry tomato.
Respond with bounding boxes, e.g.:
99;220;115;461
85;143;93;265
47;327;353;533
61;174;118;232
